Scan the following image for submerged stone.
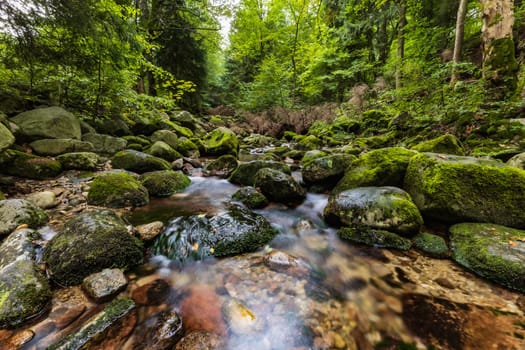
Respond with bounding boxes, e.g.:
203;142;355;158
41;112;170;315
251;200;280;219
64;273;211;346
0;199;48;236
254;168;306;206
43;210;144;286
152;205;277;264
404;152;525;229
450;223;525;293
134;310;183;350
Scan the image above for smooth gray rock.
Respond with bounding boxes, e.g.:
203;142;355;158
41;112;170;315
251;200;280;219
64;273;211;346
0;199;49;236
11;107;81;140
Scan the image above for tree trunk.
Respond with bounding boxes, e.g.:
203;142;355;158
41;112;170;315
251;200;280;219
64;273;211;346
395;0;406;90
450;0;469;85
480;0;518;98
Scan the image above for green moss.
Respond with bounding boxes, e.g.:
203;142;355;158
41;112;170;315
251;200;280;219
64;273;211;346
404;153;525;228
296;135;321;151
57;152;100;170
412;232;449;258
88;172;149;207
232;186;269;209
450;223;525;293
301;150;328;166
411;134;464;156
203;127;239;156
484;37;519;95
140;170;190;197
360;109;391;134
338;227;412;250
166;120;194;138
0;190;4;200
229;160;291;186
204;155;238;177
333;147;416;194
111;150;171;173
282;131;297;141
122;135;151;147
175;137;199;157
254;168;306;206
147;141;182;161
0;150;62;180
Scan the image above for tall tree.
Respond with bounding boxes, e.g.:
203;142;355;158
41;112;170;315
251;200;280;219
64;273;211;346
450;0;469;85
395;0;406;89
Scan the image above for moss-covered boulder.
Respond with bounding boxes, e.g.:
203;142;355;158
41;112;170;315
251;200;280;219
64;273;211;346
507;152;525;169
229;160;291;186
82;133;127;155
324;187;423;236
450;223;525;293
167;121;194;138
0;228;40;269
411;134;465;156
47;298;136;350
151;129;178;149
57;152;100;170
300;150;328;166
88;171;149;207
412;232;449;258
254;168;306;207
111;149;171;174
175;137;200;158
171;110;201;133
29;138;94;156
204;155;238;178
333;147;416;194
147;141;183;162
122;135;151;148
203;127;239;156
302;154;355;191
242;133;276;148
338;227;411;250
360;109;391;134
152;205;277;265
0;149;62;179
0;199;48;236
10;106;81;141
232;186;269;209
43;210;144;286
140;170;190;197
0;122;15;152
404;153;525;228
296;135;321;151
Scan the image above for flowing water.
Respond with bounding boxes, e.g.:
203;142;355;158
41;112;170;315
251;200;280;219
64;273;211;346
6;176;525;349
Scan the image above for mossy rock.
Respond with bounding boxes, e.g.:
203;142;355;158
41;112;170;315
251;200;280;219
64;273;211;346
43;210;144;286
0;149;62;180
302;154;355;191
283;149;305;160
507;152;525;169
333;147;417;194
360;109;391;134
122;135;151;147
88;171;149;208
352;131;397;150
57;152;100;170
0;199;48;236
324;187;423;236
0;122;15;152
229;160;291;186
412;232;449;258
411;134;465;156
296;135;321;151
29;138;95;156
204;155;238;178
338;227;411;250
0;228;40;269
203;127;239;156
242;133;276;148
10;106;81;141
165;120;194;138
450;223;525;293
150;130;178;149
232;186;269;209
152;204;277;265
140;170;190;197
254;168;306;207
175;137;200;158
300;150;328;167
0;260;51;329
171;110;199;130
111;149;171;174
404;153;525;229
282;131;297;141
82;133;127;155
147;141;183;162
47;298;136;350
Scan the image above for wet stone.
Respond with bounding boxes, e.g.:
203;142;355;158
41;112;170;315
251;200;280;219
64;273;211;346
175;330;225;350
82;268;128;303
263;250;311;277
2;329;34;349
51;304;87;329
26;190;59;209
222;298;264;335
135;221;164;241
131;278;170;306
134;310;183;350
0;199;49;236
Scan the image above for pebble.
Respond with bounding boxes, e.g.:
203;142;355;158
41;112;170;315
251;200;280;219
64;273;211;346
82;268;128;303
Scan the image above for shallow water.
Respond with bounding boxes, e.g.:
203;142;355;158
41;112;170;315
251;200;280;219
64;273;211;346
8;176;525;349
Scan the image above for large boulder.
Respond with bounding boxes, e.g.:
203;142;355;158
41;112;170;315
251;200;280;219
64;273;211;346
333;147;417;194
29;138;94;156
82;133;127;155
151;129;179;149
0;199;48;236
204;155;238;178
10;107;81;140
0;228;51;328
56;152;100;170
0;122;15;152
111;150;171;173
43;210;144;286
254;168;306;206
140;170;191;197
0;150;62;179
174;137;200;158
147;141;182;162
507;152;525;169
203;127;239;156
450;223;525;293
229;160;291;186
302;154;355;191
152;205;277;265
232;186;268;209
411;134;465;156
88;171;149;208
324;187;423;236
404;153;525;229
